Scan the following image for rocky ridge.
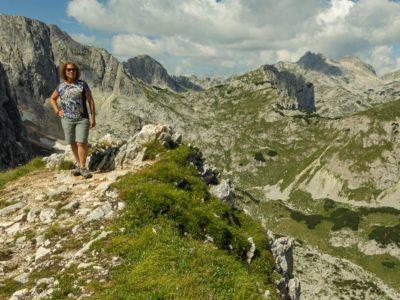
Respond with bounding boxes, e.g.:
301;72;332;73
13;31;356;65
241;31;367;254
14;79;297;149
2;14;400;298
1;124;293;299
275;51;400;117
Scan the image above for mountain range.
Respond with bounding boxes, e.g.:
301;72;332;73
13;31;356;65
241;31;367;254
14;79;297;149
1;14;400;299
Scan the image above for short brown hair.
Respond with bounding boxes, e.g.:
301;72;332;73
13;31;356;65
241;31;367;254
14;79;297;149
61;62;81;81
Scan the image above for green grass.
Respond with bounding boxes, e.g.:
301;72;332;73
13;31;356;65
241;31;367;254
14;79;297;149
50;266;80;300
142;140;168;160
68;145;278;299
358;98;400;121
254;199;400;291
0;279;22;299
44;223;67;240
0;157;45;190
58;160;75;171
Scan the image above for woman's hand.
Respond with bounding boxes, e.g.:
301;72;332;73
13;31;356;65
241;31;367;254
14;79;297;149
90;115;96;128
56;109;64;117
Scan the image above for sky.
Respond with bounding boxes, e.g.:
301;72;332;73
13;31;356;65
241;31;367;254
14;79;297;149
1;0;400;77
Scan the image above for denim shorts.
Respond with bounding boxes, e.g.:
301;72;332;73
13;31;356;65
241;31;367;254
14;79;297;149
60;117;90;144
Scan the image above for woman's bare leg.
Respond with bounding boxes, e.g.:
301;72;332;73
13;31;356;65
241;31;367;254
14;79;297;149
77;142;88;168
70;142;79;165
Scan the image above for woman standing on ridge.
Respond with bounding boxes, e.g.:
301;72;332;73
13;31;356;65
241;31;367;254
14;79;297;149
50;62;96;179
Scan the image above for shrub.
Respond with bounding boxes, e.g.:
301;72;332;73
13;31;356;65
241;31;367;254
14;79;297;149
267;149;278;157
368;224;400;246
253;151;266;162
290;210;325;229
329;208;360;231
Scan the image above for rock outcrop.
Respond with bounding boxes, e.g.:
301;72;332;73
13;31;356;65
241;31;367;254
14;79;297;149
263;65;316;112
267;231;301;300
297;51;343;76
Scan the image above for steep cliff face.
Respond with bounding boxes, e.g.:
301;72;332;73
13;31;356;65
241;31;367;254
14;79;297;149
0;14;59;136
0;14;144;145
123;55;185;92
0;62;33;170
263;65;315;112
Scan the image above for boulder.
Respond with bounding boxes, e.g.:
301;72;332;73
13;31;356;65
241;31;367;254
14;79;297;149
210;179;235;206
267;230;300;300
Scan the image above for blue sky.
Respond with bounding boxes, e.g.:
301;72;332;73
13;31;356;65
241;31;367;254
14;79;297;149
0;0;112;49
1;0;400;77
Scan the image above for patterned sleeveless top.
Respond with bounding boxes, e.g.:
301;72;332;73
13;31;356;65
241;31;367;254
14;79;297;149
57;80;90;119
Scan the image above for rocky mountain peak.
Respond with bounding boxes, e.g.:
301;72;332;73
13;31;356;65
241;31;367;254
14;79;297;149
123;55;185;92
339;55;377;76
297;51;342;76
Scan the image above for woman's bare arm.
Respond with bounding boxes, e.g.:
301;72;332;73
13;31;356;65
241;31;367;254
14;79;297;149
50;90;63;116
86;90;96;128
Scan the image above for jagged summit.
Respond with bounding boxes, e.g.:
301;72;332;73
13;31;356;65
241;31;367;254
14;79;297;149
123;55;185;92
297;51;342;76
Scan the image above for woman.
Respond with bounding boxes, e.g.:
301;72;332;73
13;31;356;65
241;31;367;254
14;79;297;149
50;62;96;179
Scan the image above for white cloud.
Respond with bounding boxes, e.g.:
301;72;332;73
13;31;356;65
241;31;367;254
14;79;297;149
67;0;400;76
316;0;354;25
70;33;98;46
112;34;217;59
370;46;400;75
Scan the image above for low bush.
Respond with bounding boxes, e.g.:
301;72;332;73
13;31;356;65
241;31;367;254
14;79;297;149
329;207;360;231
368;224;400;246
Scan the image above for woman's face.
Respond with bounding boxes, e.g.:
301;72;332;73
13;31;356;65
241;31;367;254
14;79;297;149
65;64;77;81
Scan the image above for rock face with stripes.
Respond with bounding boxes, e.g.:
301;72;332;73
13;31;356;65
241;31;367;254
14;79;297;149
0;61;33;170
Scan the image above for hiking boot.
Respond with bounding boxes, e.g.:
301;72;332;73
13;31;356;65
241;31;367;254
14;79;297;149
71;166;81;176
80;167;92;179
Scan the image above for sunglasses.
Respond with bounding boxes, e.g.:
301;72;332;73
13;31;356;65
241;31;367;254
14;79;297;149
66;68;76;72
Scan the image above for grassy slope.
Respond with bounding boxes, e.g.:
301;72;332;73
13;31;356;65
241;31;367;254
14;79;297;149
0;157;45;192
173;75;400;291
49;145;278;299
96;67;400;293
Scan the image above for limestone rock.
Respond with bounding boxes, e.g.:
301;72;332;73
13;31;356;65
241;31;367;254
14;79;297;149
35;246;51;260
267;230;300;300
27;207;41;223
61;200;80;212
115;124;181;169
0;202;24;216
43;153;65;169
287;278;301;300
5;222;20;236
210;179;235;206
39;208;56;224
84;202;112;223
10;288;29;300
14;273;29;284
